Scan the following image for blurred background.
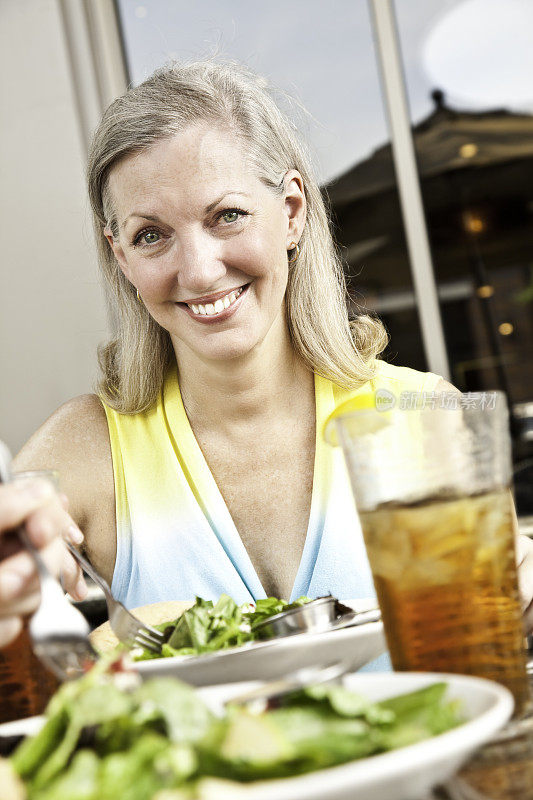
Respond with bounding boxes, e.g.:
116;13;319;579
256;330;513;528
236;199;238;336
1;0;532;522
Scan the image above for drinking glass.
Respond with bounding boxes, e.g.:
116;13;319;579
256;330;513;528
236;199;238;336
326;391;531;716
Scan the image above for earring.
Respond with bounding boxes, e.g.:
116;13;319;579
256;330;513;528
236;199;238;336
287;242;300;263
136;289;141;302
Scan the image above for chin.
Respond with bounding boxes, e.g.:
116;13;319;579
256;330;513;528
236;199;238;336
169;308;282;364
202;341;260;363
173;330;262;364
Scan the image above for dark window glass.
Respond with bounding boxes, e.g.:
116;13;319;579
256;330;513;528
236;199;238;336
395;0;533;510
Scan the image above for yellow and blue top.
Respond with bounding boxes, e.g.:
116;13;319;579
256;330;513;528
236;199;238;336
102;361;441;610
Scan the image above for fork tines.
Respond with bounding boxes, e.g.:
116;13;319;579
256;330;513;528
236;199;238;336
134;626;165;654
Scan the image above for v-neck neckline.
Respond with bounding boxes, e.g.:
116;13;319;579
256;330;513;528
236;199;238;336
161;367;335;601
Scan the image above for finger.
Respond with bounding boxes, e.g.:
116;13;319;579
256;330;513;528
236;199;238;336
0;539;85;603
515;534;531;567
1;537;67;594
25;502;83;549
518;580;533;614
67;573;88;603
59;492;69;511
63;521;84;546
0;616;23;648
58;548;87;602
523;602;533;636
0;481;55;532
0;551;39;602
517;557;533;613
0;590;41;617
0;572;40;606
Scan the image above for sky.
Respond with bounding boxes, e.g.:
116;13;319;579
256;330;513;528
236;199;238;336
116;0;533;184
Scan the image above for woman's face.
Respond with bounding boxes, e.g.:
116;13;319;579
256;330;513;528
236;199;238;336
105;124;306;365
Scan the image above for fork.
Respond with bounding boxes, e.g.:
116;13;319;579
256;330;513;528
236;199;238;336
0;441;98;680
224;661;351;709
64;541;164;654
19;527;99;681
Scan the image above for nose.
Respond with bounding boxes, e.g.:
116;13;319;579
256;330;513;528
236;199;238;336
176;232;226;294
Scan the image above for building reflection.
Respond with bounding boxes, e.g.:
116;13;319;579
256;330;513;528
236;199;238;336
325;90;533;515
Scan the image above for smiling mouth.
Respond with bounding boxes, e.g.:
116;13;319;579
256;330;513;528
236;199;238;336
182;285;246;318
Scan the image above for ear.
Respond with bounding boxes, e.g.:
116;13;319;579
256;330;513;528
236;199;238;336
283;170;306;248
104;226;132;280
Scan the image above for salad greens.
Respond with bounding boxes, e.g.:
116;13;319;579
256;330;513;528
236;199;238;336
6;660;464;800
135;595;311;661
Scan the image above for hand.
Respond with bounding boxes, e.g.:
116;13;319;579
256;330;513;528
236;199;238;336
516;533;533;634
0;479;87;648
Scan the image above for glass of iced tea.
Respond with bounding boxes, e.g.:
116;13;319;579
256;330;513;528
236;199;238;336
325;390;531;716
0;470;61;722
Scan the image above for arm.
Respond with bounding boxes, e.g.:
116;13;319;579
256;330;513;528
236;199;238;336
13;394;116;588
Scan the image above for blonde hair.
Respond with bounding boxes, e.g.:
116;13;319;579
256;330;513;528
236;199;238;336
87;60;387;412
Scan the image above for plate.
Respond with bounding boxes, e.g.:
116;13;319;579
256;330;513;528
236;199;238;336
131;599;386;686
0;673;513;800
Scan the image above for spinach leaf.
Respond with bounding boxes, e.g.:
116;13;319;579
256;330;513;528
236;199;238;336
134;679;214;744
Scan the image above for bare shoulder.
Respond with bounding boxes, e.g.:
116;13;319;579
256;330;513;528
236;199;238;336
14;394;109;471
435;378;460;394
14;394;113;530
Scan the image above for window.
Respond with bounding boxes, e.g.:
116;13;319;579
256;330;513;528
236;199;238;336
395;0;533;511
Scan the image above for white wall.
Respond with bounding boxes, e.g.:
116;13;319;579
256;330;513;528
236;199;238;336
0;0;111;454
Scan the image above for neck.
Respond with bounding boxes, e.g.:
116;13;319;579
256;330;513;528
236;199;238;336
173;324;314;429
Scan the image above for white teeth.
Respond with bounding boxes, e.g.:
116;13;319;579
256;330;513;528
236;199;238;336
187;286;243;316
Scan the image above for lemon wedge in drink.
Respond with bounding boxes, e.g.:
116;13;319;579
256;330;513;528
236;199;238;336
323;391;394;446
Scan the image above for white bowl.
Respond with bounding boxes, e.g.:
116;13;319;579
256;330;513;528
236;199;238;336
1;672;513;800
198;671;514;800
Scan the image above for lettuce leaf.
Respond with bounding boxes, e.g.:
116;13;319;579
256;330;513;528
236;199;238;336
144;595;311;660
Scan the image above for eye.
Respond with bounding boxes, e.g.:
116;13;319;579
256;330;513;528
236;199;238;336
133;228;161;246
218;208;248;225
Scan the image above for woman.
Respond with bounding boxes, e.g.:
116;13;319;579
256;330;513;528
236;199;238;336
14;61;533;626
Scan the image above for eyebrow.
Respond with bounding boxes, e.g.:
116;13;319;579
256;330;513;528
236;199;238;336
204;191;251;213
121;213;161;231
121;191;251;230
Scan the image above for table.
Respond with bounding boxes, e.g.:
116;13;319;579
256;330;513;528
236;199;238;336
428;713;533;800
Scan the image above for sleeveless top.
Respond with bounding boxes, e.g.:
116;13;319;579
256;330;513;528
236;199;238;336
102;361;442;610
